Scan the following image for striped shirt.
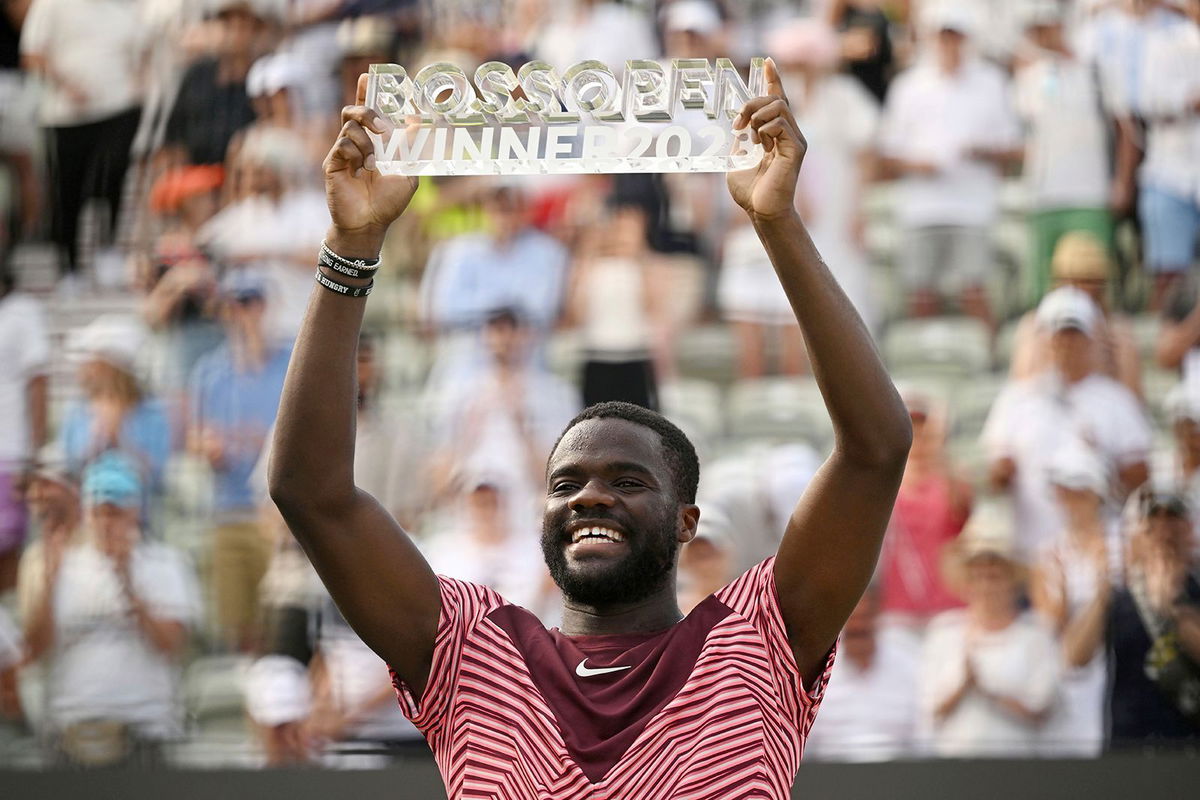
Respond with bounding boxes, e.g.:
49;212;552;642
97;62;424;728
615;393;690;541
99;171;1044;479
390;558;836;799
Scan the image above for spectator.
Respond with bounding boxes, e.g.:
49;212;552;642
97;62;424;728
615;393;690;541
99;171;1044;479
533;0;659;76
19;0;146;283
1065;488;1200;749
877;2;1022;330
1013;1;1114;303
1137;0;1200;308
22;453;200;767
427;307;579;513
827;0;895;103
1031;443;1122;756
769;17;880;333
162;0;275;167
0;602;19;725
984;287;1151;559
1163;386;1200;521
879;389;970;630
1010;232;1142;399
188;269;292;651
566;200;670;411
140;165;227;421
15;444;80;627
805;588;919;761
919;511;1060;758
61;315;171;495
0;0;38;258
0;268;48;591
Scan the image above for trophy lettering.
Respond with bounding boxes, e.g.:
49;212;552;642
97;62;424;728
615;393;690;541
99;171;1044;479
365;58;767;176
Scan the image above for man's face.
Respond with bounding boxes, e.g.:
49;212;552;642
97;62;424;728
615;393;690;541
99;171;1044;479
964;555;1019;610
936;28;966;69
483;317;527;366
542;418;697;606
1050;327;1092;379
89;503;139;559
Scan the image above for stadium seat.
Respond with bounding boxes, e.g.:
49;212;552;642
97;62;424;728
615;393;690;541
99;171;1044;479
947;373;1006;442
675;324;738;385
658;378;724;456
882;316;993;378
724;377;833;452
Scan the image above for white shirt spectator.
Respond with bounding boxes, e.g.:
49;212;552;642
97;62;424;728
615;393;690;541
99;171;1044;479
1014;53;1109;210
1137;19;1200;202
534;1;659;74
805;626;920;762
19;0;146;126
1078;3;1185;116
879;57;1021;229
0;292;50;464
46;540;201;738
1035;532;1123;757
919;609;1060;758
982;373;1151;559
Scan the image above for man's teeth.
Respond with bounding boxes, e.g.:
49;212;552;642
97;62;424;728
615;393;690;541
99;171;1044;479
570;527;625;544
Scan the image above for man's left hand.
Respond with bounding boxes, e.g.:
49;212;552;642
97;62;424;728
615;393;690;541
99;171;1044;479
727;58;806;223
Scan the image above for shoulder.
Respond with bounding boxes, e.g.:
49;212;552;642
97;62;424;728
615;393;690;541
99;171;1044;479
925;609;968;640
1079;374;1141;408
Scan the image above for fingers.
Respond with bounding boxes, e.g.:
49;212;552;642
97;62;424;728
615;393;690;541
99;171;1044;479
755;118;790;152
326;120;376;174
732;95;777;131
340;104;384;134
764;57;787;103
356;72;368;106
340;119;377;171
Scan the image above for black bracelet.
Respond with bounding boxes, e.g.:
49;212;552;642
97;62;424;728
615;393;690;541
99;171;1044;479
319;247;379;279
315;270;373;297
320;240;380;277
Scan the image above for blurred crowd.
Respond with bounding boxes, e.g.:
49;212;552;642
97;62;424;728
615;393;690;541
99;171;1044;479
0;0;1199;770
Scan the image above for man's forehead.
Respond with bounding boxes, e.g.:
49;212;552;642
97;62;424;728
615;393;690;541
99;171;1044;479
550;418;665;470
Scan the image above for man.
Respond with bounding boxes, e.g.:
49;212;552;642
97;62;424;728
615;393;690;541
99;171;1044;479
270;62;911;797
190;270;291;651
22;453;200;766
877;2;1022;328
984;286;1151;559
1064;487;1200;749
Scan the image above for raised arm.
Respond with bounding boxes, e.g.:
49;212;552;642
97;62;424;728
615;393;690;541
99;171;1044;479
728;59;912;685
268;79;440;698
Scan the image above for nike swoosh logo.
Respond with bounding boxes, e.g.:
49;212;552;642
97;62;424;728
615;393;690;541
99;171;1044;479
575;659;632;678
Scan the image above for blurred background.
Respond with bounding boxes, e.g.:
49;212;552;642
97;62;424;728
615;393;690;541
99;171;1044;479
1;0;1199;778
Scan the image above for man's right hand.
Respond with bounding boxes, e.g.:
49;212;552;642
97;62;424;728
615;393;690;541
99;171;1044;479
323;74;419;257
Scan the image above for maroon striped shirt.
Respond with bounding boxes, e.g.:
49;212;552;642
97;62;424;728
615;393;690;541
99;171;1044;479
390;558;836;799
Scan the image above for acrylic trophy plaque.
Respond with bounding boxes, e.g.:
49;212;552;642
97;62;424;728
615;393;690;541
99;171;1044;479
364;58;767;176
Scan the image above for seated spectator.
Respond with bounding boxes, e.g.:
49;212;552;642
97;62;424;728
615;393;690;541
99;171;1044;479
0;269;49;591
61;315;170;495
984;287;1150;559
1013;3;1113;304
566;200;672;410
419;183;568;386
427;308;579;515
189;270;292;651
877;2;1022;330
828;0;896;103
879;389;970;630
1031;442;1122;756
0;603;19;726
15;444;81;625
1010;232;1141;399
1163;386;1200;525
1157;279;1200;384
161;0;275;167
919;512;1060;757
1065;487;1200;749
805;588;919;762
22;453;200;767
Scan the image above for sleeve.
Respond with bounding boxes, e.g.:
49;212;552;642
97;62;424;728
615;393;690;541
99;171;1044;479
715;558;837;735
16;299;51;378
144;549;203;626
388;576;506;740
987;70;1023;149
980;384;1017;459
18;0;52;56
1102;388;1152;466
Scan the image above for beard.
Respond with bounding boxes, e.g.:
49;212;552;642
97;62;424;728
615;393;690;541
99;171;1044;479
540;511;680;607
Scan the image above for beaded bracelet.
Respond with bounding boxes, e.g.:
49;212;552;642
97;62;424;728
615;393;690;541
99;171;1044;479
315;269;373;298
319;240;380;280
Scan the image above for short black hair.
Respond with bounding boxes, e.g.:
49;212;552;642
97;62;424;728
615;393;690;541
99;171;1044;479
551;401;699;504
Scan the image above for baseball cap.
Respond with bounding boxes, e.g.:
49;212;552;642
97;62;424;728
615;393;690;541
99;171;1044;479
1036;286;1099;336
959;501;1021;563
1047;441;1109;495
922;0;978;36
663;0;723;35
68;314;147;375
81;452;142;510
149;166;225;215
1018;0;1065;28
1052;232;1110;282
247;53;308;99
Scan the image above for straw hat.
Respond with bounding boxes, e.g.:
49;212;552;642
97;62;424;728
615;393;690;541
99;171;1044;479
1052;232;1111;282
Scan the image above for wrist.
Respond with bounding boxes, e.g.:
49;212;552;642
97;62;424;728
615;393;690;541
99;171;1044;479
326;226;387;261
749;208;803;230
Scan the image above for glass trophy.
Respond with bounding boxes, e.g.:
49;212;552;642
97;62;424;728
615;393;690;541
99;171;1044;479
364;58;767;176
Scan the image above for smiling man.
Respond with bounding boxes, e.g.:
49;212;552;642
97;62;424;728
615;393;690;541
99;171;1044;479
269;60;911;799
